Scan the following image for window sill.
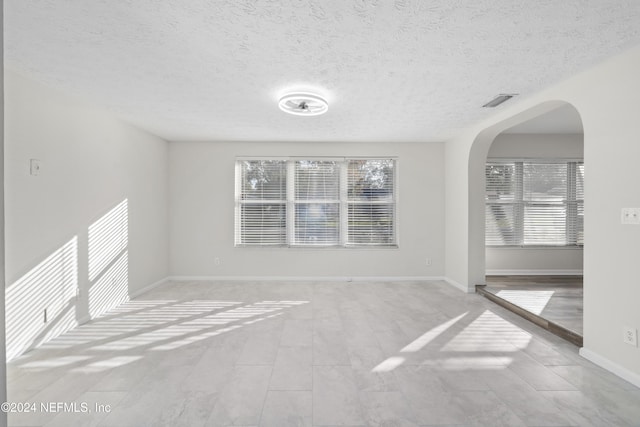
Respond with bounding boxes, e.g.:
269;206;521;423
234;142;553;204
234;245;399;250
486;245;583;250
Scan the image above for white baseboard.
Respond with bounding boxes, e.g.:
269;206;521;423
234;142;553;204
443;277;474;293
167;275;445;283
129;276;171;299
485;269;583;276
579;347;640;389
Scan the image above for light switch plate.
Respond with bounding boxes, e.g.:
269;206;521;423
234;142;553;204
30;159;42;176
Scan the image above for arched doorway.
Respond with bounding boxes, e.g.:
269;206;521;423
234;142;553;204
467;101;585;344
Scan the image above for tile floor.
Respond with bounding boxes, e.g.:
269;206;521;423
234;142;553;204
6;280;640;427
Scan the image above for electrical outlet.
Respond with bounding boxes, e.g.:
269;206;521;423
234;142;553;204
623;326;638;346
425;258;432;266
621;208;640;224
214;257;221;266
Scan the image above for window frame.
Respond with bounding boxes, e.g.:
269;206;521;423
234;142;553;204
235;156;398;249
485;157;584;248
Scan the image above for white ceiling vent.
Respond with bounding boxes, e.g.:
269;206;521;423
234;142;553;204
278;93;328;116
482;94;518;108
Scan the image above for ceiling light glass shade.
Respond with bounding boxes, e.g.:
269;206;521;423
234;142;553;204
278;93;328;116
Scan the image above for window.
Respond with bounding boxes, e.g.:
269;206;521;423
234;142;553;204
236;160;287;246
235;158;396;248
347;159;396;245
294;160;340;245
485;159;584;246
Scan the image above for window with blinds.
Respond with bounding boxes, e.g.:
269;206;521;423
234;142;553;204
485;159;584;247
235;157;397;248
235;160;287;246
294;160;340;246
347;159;395;246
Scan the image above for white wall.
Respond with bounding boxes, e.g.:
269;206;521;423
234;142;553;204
485;248;583;274
486;134;584;274
4;70;170;360
445;45;640;383
169;141;444;279
445;126;479;292
488;133;583;159
1;5;7;425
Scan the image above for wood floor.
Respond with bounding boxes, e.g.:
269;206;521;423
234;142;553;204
478;276;583;346
7;279;639;426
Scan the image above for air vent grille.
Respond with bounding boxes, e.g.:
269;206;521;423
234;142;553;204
483;94;518;108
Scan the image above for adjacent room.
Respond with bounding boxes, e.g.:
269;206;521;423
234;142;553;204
2;1;640;426
479;105;585;346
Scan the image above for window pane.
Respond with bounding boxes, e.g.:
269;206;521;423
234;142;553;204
523;203;567;245
348;204;395;245
238;204;286;245
348;159;394;201
577;202;584;245
523;163;567;202
347;159;396;246
486;163;517;202
576;163;585;201
294;161;340;246
240;160;286;200
486;203;519;245
294;203;339;245
295;160;339;200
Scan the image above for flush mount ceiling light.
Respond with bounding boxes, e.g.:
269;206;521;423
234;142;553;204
278;93;328;116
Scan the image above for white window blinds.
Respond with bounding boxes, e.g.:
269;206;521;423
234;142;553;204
235;157;397;248
235;160;287;246
294;160;340;246
347;159;396;246
486;162;521;246
485;160;584;246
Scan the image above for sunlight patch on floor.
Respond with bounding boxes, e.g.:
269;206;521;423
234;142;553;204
495;290;555;316
371;312;468;373
371;356;406;373
401;312;468;353
441;310;532;352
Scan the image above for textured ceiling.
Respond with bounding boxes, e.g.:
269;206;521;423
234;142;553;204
5;1;640;142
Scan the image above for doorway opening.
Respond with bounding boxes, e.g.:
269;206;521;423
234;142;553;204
476;104;585;346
